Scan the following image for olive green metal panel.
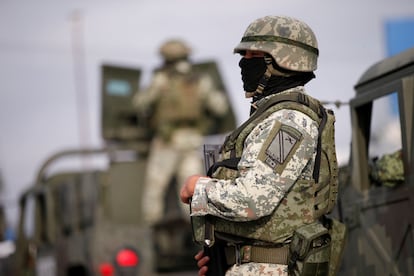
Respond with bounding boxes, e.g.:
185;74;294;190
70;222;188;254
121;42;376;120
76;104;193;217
355;47;414;91
103;160;146;224
192;60;237;135
14;185;58;276
101;64;149;142
401;77;414;170
350;103;372;192
336;47;414;275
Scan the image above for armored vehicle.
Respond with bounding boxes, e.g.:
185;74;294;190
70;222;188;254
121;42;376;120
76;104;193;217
337;47;414;275
15;46;414;276
12;61;236;276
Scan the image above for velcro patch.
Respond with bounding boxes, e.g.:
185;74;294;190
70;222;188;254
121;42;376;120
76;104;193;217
259;122;302;172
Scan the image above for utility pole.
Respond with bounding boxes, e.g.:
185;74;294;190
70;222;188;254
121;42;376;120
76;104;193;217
70;10;91;152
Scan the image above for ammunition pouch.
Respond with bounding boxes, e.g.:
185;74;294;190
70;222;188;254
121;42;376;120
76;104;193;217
288;217;347;276
191;215;215;247
288;221;331;276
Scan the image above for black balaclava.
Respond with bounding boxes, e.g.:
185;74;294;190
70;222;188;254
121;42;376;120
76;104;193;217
239;56;315;114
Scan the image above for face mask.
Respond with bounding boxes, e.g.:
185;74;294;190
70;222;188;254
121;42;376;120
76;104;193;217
239;57;267;92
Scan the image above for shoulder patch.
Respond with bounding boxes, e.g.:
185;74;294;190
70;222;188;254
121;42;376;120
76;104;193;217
258;121;302;173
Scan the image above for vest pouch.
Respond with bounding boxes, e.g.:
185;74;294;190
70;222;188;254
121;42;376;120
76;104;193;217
327;218;347;276
288;222;331;276
191;215;215;247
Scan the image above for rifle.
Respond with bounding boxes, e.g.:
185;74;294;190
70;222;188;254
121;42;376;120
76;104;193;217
201;145;228;276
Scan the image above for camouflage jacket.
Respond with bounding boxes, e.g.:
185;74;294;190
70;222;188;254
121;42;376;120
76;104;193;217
191;86;322;244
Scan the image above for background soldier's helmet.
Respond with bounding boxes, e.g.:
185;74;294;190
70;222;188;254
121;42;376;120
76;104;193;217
234;15;319;72
159;39;192;62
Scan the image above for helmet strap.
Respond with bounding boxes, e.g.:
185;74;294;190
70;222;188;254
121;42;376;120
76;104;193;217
264;55;293;77
245;55;291;98
245;69;271;98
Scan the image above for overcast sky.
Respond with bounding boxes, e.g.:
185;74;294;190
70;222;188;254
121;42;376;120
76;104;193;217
1;0;413;228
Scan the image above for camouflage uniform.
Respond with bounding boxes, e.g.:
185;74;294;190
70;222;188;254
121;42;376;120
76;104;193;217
227;263;288;276
192;88;319;276
370;149;404;187
134;39;229;225
188;16;342;276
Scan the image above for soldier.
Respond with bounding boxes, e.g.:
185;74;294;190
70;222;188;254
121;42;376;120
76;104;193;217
134;38;229;225
181;16;344;276
370;149;404;187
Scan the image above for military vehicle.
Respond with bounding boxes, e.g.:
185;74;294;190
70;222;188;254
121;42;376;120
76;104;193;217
0;171;14;276
12;61;236;276
14;45;414;276
336;46;414;275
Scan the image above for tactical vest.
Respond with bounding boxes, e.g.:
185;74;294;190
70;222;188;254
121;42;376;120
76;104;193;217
152;71;205;136
209;89;338;244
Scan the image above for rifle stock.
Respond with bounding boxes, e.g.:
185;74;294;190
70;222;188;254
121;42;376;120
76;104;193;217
201;145;229;275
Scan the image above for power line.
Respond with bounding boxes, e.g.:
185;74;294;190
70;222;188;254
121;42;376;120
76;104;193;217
321;100;349;109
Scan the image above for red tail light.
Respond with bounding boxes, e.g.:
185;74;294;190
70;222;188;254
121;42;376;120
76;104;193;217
99;263;114;276
116;248;139;267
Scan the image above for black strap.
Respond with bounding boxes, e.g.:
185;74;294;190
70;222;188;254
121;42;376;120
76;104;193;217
207;158;241;177
312;106;328;183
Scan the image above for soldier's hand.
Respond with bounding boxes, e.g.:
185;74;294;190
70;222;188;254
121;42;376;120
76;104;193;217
195;250;209;276
180;174;203;204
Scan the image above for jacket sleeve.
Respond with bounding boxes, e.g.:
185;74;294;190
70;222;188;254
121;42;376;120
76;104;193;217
199;75;229;117
132;72;167;114
190;108;319;221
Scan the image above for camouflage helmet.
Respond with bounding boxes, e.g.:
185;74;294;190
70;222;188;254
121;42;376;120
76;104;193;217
234;15;319;72
159;39;191;62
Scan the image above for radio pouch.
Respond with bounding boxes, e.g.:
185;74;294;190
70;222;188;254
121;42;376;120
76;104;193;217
288;222;331;276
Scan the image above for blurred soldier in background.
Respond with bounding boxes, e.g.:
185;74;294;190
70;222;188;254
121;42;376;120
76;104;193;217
133;38;229;226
